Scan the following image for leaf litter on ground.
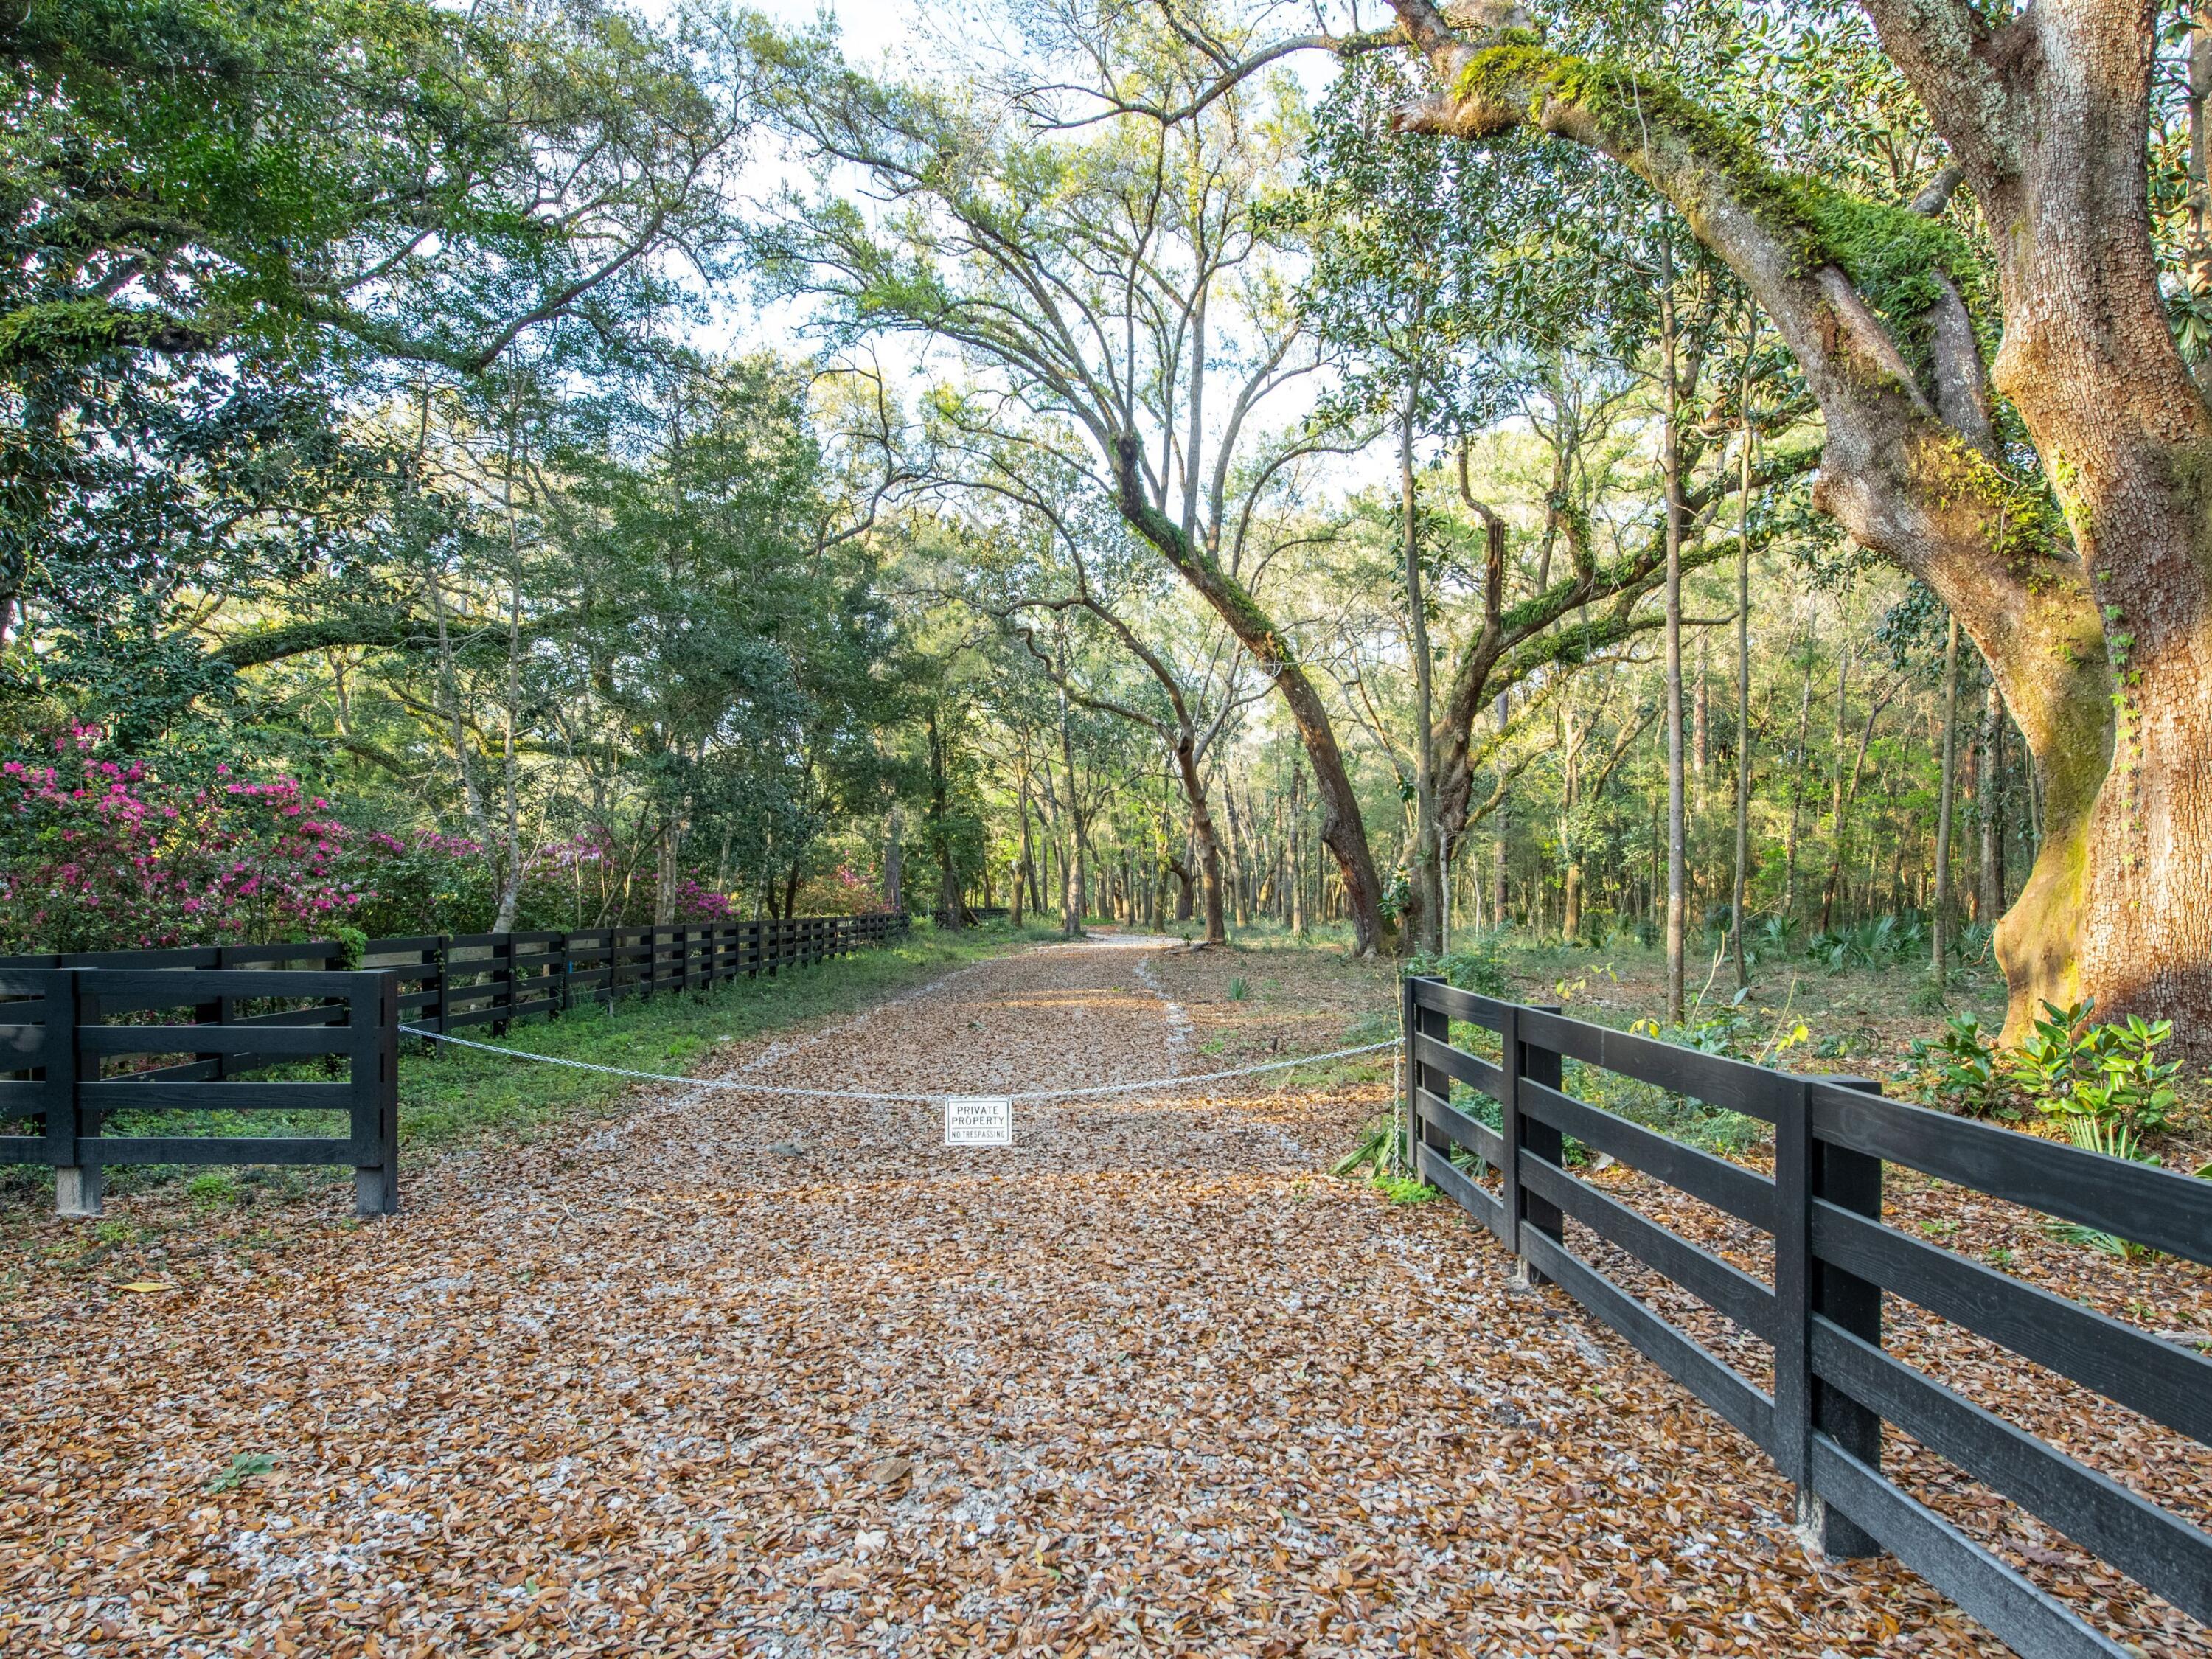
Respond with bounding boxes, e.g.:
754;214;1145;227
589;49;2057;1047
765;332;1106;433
1;936;2201;1656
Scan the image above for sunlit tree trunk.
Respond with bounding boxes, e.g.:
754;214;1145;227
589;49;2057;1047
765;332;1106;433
1661;241;1687;1023
1731;396;1755;989
1783;626;1814;919
1933;616;1961;982
1401;364;1444;956
1009;787;1026;928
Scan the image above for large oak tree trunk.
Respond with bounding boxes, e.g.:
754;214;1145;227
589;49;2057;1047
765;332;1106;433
1860;0;2212;1040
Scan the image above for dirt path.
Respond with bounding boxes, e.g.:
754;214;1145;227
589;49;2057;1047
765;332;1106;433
1;938;2013;1657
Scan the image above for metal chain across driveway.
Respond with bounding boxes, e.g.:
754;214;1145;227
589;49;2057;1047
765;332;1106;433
399;1023;1394;1105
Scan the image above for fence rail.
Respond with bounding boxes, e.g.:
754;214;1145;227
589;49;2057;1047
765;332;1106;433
1;914;910;1215
1402;975;2212;1659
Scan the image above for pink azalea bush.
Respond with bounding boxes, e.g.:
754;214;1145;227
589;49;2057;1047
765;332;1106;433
0;730;881;950
675;879;739;921
1;728;375;952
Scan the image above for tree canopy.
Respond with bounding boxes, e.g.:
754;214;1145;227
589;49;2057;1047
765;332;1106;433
6;0;2211;1057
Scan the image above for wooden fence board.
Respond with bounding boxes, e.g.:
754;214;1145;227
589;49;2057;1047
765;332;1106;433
82;1136;361;1166
1412;1032;1503;1099
1520;1225;1779;1458
1812;1200;2212;1446
80;1026;350;1057
1413;1140;1506;1242
2;917;911;1217
1520;1077;1778;1229
1808;1080;2212;1265
80;1081;357;1111
1405;975;2212;1659
1413;1086;1505;1169
1812;1320;2212;1626
1521;1153;1781;1342
1806;1437;2133;1659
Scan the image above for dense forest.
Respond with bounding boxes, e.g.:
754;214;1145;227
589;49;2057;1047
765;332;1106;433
4;0;2208;1078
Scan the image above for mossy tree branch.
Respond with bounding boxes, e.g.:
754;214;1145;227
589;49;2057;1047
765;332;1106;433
1382;0;2112;1034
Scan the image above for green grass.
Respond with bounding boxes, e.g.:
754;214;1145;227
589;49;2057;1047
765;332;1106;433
1370;1173;1441;1204
394;917;1057;1150
1;919;1060;1207
1151;917;1359;950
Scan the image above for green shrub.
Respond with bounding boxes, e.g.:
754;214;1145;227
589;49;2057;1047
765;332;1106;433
1905;1012;2014;1120
1371;1173;1441;1204
1747;914;1799;964
1331;1121;1392;1177
1907;998;2182;1141
2008;998;2098;1103
2060;1014;2182;1137
1807;911;1928;973
2066;1116;2156;1164
1407;934;1509;998
185;1170;243;1210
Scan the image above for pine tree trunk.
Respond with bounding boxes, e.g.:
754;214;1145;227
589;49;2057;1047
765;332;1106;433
1401;363;1445;957
1933;616;1961;981
1661;246;1688;1023
1783;630;1814;918
1731;408;1755;989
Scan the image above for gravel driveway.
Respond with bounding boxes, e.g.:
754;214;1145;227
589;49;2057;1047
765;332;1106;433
1;937;2021;1656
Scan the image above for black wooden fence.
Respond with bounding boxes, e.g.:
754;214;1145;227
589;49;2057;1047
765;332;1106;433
1;914;909;1216
1;966;400;1218
1403;975;2212;1659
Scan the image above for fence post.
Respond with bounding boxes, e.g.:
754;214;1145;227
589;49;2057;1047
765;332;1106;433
429;935;451;1043
1499;1004;1522;1258
1405;978;1450;1179
1399;976;1419;1174
490;934;514;1036
1800;1074;1885;1559
207;945;237;1080
1506;1003;1565;1287
1417;992;1450;1164
1773;1074;1813;1502
46;970;99;1218
352;972;400;1217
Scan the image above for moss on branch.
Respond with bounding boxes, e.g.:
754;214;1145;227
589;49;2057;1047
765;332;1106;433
1447;44;1981;352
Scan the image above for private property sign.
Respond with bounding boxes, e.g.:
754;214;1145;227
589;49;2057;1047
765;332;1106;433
943;1096;1013;1147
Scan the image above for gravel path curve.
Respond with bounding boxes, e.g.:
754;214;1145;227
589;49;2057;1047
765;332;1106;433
1;937;2018;1656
